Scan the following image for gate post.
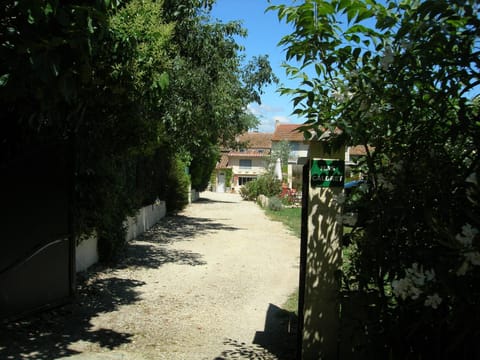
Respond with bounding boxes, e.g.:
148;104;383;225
301;135;344;359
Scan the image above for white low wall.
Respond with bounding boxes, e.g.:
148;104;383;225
125;200;166;242
190;189;200;203
75;232;99;273
75;200;166;272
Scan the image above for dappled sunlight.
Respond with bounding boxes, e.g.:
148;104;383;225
119;242;206;269
139;215;242;244
214;303;297;360
302;186;343;359
0;274;142;359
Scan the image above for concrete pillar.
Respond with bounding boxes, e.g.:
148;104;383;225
288;163;293;189
302;140;345;359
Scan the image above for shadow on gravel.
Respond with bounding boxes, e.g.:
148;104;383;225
118;214;241;269
140;215;242;244
0;204;242;358
119;242;206;268
0;272;142;359
196;197;237;204
215;304;298;360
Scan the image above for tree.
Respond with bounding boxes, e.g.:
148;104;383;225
74;0;177;260
269;0;480;357
268;140;292;171
1;0;279;261
160;1;278;190
0;0;115;159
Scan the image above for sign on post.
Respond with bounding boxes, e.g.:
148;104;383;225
310;159;345;188
299;140;345;360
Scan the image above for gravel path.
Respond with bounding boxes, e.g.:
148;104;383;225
0;191;300;360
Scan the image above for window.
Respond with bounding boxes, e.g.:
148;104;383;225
291;142;299;151
239;176;255;186
239;159;252;169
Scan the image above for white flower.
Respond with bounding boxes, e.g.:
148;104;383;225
464;251;480;266
410;286;423;300
392;278;413;300
331;90;343;102
424;293;442;309
456;223;479;247
466;172;477;186
407;263;432;286
464;224;478;238
392;263;435;301
335;193;346;205
358;183;368;193
331;89;353;103
425;269;435;281
457;260;469;276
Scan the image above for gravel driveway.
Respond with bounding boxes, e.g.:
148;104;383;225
0;191;300;360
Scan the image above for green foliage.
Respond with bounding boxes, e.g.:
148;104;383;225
73;0;175;260
268;196;283;211
165;154;190;214
225;168;233;188
271;0;480;357
160;7;277;185
0;1;112;137
239;183;255;201
190;144;219;191
265;206;302;238
2;0;278;263
241;55;279;104
239;174;282;200
209;171;217;190
267;140;292;171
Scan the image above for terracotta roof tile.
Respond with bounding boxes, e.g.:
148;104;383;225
272;124;305;141
216;154;229;169
228;151;269;158
236;132;273;149
349;145;374;156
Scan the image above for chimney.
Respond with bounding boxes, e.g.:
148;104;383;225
275;119;280;128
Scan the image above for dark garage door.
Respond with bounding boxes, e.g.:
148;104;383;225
0;144;75;320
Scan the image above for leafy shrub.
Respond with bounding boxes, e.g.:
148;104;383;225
239;181;256;201
268;196;283;211
271;0;480;357
239;174;281;200
164;154;190;214
190;144;219;191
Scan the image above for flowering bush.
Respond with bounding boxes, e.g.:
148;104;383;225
270;0;480;357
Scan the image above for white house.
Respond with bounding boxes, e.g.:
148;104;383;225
212;125;370;192
213;132;272;192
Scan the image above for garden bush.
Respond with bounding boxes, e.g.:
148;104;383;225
268;196;283;211
164;154;190;214
270;0;480;357
239;174;281;200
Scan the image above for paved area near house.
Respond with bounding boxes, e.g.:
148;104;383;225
0;191;300;359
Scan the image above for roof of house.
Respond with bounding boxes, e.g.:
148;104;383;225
216;154;229;169
236;132;273;149
227;151;269;158
272;124;305;142
349;145;374;156
216;132;273;170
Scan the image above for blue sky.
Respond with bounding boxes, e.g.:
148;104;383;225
211;1;480;134
210;0;304;133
